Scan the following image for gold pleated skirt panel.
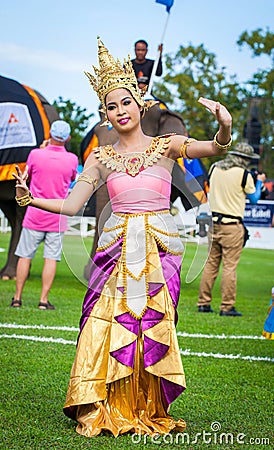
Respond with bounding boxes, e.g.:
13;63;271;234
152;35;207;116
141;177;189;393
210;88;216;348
74;337;186;437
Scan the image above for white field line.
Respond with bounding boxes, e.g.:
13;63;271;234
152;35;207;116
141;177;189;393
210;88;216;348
177;331;265;340
0;323;78;332
0;323;265;340
0;331;273;363
0;333;76;345
180;349;274;363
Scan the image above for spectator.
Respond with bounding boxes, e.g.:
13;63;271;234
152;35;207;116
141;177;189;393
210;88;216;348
131;39;163;90
198;143;266;316
262;286;274;340
250;168;269;199
10;120;78;309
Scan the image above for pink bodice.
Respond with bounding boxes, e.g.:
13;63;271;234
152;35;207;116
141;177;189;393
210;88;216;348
107;165;171;213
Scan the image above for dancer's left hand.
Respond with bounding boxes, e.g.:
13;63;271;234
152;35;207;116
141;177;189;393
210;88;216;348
12;165;29;198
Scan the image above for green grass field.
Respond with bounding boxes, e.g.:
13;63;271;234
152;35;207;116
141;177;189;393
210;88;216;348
0;232;273;449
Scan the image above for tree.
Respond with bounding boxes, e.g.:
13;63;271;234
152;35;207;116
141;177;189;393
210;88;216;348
53;97;94;158
153;43;248;169
237;27;274;57
237;28;274;177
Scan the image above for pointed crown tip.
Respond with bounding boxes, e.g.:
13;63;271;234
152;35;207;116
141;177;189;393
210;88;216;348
86;38;144;114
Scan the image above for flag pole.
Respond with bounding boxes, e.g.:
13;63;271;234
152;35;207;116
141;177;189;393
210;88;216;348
147;11;171;95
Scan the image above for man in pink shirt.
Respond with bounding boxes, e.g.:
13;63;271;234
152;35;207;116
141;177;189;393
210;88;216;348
11;120;78;309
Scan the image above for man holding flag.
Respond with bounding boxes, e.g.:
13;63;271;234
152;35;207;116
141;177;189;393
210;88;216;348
131;39;163;90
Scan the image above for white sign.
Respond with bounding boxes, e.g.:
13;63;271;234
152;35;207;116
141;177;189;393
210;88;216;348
0;102;37;150
245;227;274;250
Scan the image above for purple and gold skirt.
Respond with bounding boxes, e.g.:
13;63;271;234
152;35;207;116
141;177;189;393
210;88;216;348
63;210;186;437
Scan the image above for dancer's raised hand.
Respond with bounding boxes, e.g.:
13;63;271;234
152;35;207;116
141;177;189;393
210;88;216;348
198;97;232;128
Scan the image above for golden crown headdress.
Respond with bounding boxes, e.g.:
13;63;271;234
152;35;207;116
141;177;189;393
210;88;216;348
84;37;148;116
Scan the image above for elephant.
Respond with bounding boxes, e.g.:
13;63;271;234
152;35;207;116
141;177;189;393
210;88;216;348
0;75;59;279
80;101;207;280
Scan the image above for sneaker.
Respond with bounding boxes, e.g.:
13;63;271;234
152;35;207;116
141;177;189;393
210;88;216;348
38;301;55;310
198;305;214;313
220;307;242;317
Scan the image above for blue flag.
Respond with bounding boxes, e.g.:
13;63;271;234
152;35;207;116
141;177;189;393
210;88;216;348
156;0;174;13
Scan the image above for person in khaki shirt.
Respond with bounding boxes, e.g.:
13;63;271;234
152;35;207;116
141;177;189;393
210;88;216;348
198;142;266;316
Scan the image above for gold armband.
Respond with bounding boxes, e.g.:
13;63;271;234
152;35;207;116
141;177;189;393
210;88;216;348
213;132;232;151
15;191;34;207
179;138;197;159
77;173;98;190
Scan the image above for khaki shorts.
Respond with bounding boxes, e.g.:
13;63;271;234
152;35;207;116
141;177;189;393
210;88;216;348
15;227;64;261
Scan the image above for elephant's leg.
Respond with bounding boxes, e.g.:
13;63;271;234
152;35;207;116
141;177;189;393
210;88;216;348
83;185;111;281
0;201;26;279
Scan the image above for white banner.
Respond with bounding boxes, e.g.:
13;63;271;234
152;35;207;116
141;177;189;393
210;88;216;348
174;199;274;251
0;102;36;150
245;227;274;250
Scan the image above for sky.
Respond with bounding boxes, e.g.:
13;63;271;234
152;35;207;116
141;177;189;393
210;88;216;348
1;0;273;129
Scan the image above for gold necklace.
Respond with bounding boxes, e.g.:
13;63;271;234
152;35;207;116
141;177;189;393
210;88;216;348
94;136;170;177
